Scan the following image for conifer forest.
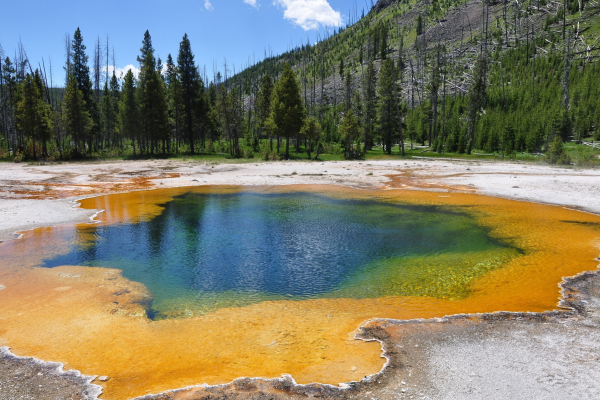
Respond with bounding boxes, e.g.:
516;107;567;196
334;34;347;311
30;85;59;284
1;0;599;165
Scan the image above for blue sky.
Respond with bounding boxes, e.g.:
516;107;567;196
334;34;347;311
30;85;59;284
0;0;366;87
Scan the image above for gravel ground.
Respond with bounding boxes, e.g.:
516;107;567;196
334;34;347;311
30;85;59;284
0;348;101;400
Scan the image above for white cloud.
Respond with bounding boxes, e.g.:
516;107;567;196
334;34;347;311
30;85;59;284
205;0;213;11
274;0;342;30
102;64;141;80
103;64;168;80
244;0;258;7
117;65;141;79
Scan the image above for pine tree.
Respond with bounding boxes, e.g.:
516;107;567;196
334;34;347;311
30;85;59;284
547;135;571;164
70;28;97;152
144;53;169;154
100;82;114;148
205;82;220;146
217;86;243;157
109;71;120;147
345;70;353;111
416;15;424;36
255;72;274;147
373;27;380;59
118;69;139;155
359;46;364;66
430;45;442;147
2;57;18;152
177;33;200;153
34;69;54;157
137;30;154;70
16;72;52;158
380;24;388;60
100;71;120;150
466;53;488;154
137;31;169;155
377;58;399;154
267;63;305;160
362;57;377;149
339;110;361;159
300;117;321;159
165;54;183;152
63;73;92;155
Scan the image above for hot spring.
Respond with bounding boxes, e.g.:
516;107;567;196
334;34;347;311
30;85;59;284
0;185;598;399
41;190;520;318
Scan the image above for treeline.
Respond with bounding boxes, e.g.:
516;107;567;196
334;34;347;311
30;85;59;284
0;26;408;161
0;27;365;160
1;0;600;162
1;29;229;159
404;44;600;156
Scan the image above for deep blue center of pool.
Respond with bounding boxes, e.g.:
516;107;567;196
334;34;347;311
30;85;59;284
41;191;517;318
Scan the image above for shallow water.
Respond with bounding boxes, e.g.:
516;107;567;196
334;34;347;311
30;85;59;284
1;186;599;400
42;191;518;318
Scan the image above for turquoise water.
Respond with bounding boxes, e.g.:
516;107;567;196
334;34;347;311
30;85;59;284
42;191;519;318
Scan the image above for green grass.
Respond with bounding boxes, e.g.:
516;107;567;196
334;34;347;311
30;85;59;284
2;138;598;167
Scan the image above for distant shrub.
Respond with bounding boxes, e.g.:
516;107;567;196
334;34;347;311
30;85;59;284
259;140;279;161
547;136;572;165
242;147;254;159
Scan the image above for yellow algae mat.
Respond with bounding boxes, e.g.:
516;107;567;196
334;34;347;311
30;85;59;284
0;185;599;399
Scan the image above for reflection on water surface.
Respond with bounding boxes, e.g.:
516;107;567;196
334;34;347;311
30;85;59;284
42;191;518;318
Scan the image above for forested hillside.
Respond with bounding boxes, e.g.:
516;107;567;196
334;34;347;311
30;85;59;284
1;0;599;163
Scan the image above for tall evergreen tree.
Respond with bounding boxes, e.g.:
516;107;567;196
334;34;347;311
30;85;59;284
63;73;92;154
466;53;488;154
430;45;443;147
137;31;169;154
300;117;321;159
70;28;97;152
2;57;18;152
339;110;361;159
177;33;200;153
165;54;183;152
377;58;399;154
101;83;114;148
217;86;243;157
362;57;377;149
255;72;274;143
137;30;154;70
380;24;388;60
118;69;139;155
345;70;353;111
267;63;305;160
109;71;120;147
16;72;52;158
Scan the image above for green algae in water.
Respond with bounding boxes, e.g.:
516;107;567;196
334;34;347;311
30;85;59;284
42;191;521;318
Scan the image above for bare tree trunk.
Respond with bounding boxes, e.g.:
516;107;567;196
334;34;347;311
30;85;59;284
564;29;571;110
504;0;509;47
333;63;337;109
320;43;325;117
441;71;447;153
532;24;536;107
394;62;405;156
563;0;567;40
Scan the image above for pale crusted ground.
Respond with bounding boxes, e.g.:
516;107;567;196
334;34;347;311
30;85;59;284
0;158;599;400
1;158;599;241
